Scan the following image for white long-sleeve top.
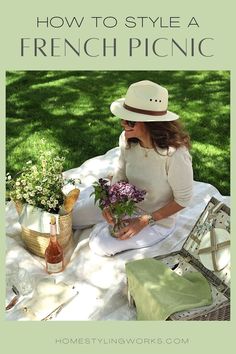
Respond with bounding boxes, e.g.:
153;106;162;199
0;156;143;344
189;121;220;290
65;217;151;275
112;132;193;229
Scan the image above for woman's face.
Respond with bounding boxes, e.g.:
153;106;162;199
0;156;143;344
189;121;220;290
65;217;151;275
121;119;149;142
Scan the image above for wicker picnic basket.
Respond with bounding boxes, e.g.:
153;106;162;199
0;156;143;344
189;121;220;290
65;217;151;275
127;197;231;321
15;201;73;258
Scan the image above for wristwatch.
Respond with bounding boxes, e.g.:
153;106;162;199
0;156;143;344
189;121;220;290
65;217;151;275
146;214;156;226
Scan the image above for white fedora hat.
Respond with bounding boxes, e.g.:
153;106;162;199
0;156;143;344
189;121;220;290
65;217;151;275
110;80;179;122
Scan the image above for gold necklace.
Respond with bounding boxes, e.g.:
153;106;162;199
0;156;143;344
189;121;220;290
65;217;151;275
143;147;154;157
139;142;153;157
144;148;150;157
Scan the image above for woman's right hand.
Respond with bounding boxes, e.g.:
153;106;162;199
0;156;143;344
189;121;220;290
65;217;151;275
102;207;114;225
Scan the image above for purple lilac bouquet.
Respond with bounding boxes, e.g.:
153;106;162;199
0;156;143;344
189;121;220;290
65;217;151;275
91;178;146;222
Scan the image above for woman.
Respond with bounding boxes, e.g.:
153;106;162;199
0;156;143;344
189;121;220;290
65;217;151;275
73;80;193;256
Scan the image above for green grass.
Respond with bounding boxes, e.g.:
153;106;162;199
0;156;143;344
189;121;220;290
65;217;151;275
6;70;230;195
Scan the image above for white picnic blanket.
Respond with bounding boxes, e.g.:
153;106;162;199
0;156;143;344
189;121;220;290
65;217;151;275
5;147;230;321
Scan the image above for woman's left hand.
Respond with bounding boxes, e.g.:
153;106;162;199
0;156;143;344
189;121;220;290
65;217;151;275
117;216;148;240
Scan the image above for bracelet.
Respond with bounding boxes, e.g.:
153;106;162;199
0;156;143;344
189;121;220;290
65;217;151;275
146;214;156;226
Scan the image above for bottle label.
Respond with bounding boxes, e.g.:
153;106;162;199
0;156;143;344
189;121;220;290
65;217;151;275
47;261;63;273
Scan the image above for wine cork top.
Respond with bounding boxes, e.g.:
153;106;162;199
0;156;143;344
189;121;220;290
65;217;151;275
50;215;56;225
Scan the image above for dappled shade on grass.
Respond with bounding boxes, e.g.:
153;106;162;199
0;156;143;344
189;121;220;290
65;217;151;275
6;70;230;195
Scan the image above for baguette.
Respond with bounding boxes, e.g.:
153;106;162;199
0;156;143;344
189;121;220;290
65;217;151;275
63;188;80;213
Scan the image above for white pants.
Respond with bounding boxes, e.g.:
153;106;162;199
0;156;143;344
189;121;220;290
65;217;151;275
72;186;103;229
72;186;175;257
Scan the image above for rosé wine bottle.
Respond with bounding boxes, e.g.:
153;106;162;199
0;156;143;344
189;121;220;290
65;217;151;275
45;216;64;274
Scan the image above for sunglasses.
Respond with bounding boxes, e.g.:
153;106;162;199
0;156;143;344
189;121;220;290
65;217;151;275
122;120;137;128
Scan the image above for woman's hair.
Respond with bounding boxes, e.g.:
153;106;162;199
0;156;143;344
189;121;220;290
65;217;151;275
127;120;191;152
